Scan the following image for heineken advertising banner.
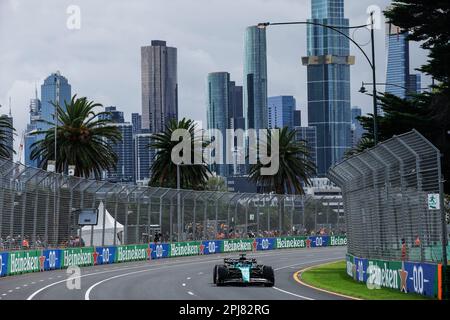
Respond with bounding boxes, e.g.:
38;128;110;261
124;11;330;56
8;250;41;275
330;235;347;246
255;238;276;251
0;252;9;276
170;241;201;257
95;246;116;265
346;253;439;298
41;249;61;271
201;240;221;255
150;243;170;259
61;247;95;268
276;237;307;249
221;239;255;253
0;235;347;278
115;244;149;263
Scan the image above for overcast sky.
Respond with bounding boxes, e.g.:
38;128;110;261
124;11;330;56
0;0;431;161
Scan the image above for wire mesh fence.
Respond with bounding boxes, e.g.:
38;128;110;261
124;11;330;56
0;157;345;251
329;130;448;263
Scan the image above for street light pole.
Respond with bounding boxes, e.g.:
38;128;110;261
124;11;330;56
258;11;379;144
370;11;378;145
177;164;181;241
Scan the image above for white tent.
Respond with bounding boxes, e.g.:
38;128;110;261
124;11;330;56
81;201;124;246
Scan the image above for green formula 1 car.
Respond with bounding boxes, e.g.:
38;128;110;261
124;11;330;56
213;254;275;287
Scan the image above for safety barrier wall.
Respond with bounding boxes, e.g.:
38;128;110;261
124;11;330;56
0;235;347;278
346;253;443;299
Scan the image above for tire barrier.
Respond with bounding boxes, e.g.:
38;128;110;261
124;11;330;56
0;235;346;278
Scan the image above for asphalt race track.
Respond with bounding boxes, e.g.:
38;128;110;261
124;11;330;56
0;247;348;300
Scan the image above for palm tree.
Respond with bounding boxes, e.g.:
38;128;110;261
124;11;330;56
30;95;122;178
248;127;316;233
0;115;14;159
248;126;316;195
149;118;210;190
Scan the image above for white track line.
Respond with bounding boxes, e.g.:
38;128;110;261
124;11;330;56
272;287;314;300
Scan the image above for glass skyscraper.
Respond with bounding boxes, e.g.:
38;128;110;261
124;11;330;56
134;133;156;184
385;23;422;99
107;122;135;183
268;96;296;130
294;126;318;175
141;40;178;133
25;72;71;167
244;26;268;130
302;0;353;176
351;106;364;147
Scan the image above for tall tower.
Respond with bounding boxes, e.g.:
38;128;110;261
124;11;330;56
385;23;421;99
302;0;354;176
244;26;268;131
141;40;178;133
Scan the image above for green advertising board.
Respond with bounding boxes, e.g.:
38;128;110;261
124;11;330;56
366;259;403;291
275;237;307;249
61;247;95;268
170;241;201;257
221;239;254;253
115;244;149;263
8;250;41;275
330;235;347;246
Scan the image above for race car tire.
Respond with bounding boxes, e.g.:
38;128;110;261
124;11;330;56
262;266;275;287
213;265;218;284
216;265;228;286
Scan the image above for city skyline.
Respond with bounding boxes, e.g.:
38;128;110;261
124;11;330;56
1;0;432;161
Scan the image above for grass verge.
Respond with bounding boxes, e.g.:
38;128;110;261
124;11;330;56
300;260;432;300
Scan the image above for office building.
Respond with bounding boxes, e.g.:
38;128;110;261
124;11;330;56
24;72;71;167
132;113;142;134
244;26;268;130
385;23;422;99
100;106;125;123
302;0;353;176
294;110;302;127
107;122;135;183
268;96;296;130
294;126;318;174
141;40;178;133
134;133;156;184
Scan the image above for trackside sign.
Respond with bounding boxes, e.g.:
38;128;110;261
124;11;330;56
115;245;149;262
61;248;94;268
8;250;40;275
170;242;201;257
221;239;254;252
276;237;306;249
346;253;439;298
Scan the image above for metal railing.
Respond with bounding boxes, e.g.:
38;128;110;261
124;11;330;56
0;157;345;251
329;130;448;263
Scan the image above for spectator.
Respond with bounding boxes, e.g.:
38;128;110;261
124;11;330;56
401;238;408;261
414;235;421;247
22;237;30;250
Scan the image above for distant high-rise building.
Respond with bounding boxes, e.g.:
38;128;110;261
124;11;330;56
40;71;71;129
294;126;318;174
351;107;364;147
268;96;296;130
302;0;353;176
25;72;71;168
24;88;42;167
132;113;142;134
244;26;268;130
229;81;245;131
107;122;135;183
100;106;125;123
385;23;422;99
207;72;231;177
293;110;302;127
134;133;156;184
141;40;178;133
